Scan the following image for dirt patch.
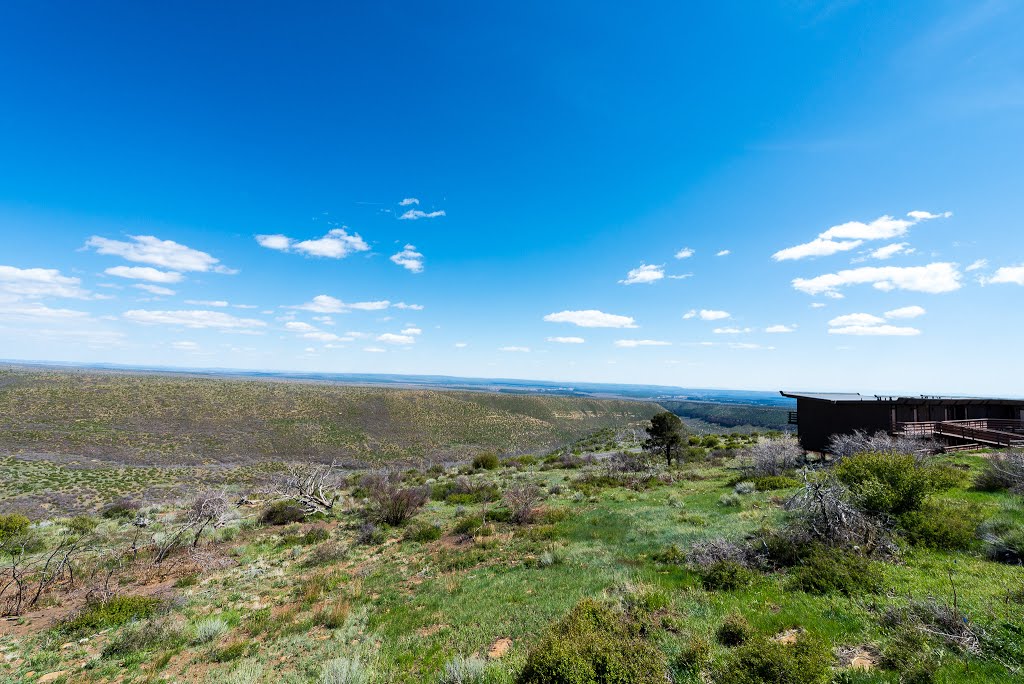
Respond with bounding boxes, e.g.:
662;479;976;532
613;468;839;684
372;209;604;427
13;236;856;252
773;628;804;645
488;637;512;659
836;645;879;670
417;623;447;638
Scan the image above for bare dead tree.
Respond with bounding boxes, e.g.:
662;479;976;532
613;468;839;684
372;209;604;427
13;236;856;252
276;460;344;514
784;474;893;554
154;491;232;564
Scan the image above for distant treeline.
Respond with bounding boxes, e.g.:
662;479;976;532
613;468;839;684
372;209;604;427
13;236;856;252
659;400;792;431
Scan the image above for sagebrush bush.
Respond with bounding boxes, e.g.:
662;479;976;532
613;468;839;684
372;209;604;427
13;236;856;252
438;655;490;684
224;659;263;684
321;657;371;684
59;596;165;636
303;526;331;544
191;616;229;644
504;483;543;524
719;493;742;508
734;481;756;495
102;618;184;658
835;452;959;516
259;501;306;526
747;436;804;476
981;519;1024;564
898;498;984;550
517;599;668;684
716;611;754;646
673;633;712;672
365;474;430;526
472;452;500;470
700;560;755;591
787;545;882;596
714;633;831;684
404;521;443;543
828;430;933;459
973;451;1024;493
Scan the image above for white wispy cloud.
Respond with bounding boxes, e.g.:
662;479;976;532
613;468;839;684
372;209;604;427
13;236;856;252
614;339;671;348
303;332;351;342
454;342;468;348
827;312;921;336
965;259;988;272
547;336;585;344
399;209;445;220
86;235;233;272
363;346;386;353
393;302;424;310
285;321;318;332
792;263;961;297
399;198;420;206
390;244;424;273
377;332;416;345
765;324;796;333
619;263;664;285
123;309;267;331
0;265;92;299
675;247;695;259
255;228;370;259
134;284;175;296
0;302;90;320
867;242;914;260
727;342;774;350
292;295;392;313
543;310;637;328
105;265;183;283
884;305;926;319
401;327;422;336
499;346;530;352
713;327;752;334
683;309;731;321
716;249;731;256
171;341;199;351
772;211;950;261
984;265;1024;285
185;299;228;307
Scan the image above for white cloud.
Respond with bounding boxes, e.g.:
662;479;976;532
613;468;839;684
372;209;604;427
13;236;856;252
454;342;468;348
399;209;445;220
884;305;926;319
728;342;774;350
293;295;392;313
86;235;231;272
713;327;752;334
867;242;914;260
0;265;92;299
829;324;921;336
105;265;183;283
772;211;950;261
400;327;422;336
965;259;988;272
363;346;386;353
285;321;318;332
256;228;369;259
675;247;695;259
619;263;664;285
499;346;530;352
0;302;90;319
393;302;424;310
123;309;267;331
185;299;228;307
810;302;827;308
377;333;415;345
349;301;391;310
765;324;796;333
303;331;350;342
547;336;585;344
134;284;175;296
829;313;886;327
716;250;731;257
614;339;671;348
543;309;637;328
399;198;420;206
984;265;1024;286
693;309;730;320
792;263;961;297
390;245;424;273
171;341;199;351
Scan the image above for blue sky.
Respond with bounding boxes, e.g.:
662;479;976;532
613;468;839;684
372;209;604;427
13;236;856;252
1;1;1023;395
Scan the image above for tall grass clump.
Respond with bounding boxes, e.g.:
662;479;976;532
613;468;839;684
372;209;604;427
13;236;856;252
321;657;371;684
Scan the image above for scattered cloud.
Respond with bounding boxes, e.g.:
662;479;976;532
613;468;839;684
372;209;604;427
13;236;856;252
399;198;420;206
765;324;797;333
984;265;1024;286
772;211;950;261
810;302;827;308
614;339;671;348
255;228;370;259
292;295;392;313
675;247;695;259
393;302;424;310
86;235;232;272
829;313;886;327
727;342;774;350
400;327;422;336
285;321;318;332
454;342;468;348
171;341;199;351
683;309;731;321
303;331;351;342
965;259;989;272
716;250;731;257
134;284;175;296
0;265;92;299
105;265;183;283
827;312;921;336
543;310;637;328
390;244;424;273
377;333;415;345
499;346;530;352
867;242;914;260
619;263;664;285
399;209;445;220
363;347;386;353
792;263;961;297
123;309;267;331
185;299;228;307
884;305;926;319
0;302;90;320
713;327;752;334
547;336;585;344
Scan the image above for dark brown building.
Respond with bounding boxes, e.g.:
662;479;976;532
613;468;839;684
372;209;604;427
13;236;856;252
781;392;1024;453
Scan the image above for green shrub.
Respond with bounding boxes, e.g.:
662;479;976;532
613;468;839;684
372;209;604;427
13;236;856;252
439;655;490;684
472;452;500;470
65;514;98;535
60;596;165;636
700;560;755;591
715;633;831;684
879;627;938;683
716;611;754;646
651;544;686;565
453;516;483;535
751;475;800;491
517;599;668;683
102;619;183;658
898;499;984;551
303;526;331;544
0;513;30;543
191;616;229;644
101;500;140;520
673;633;712;672
787;546;882;596
212;640;253;663
404;521;443;542
259;501;306;526
835;452;956;516
719;493;742;508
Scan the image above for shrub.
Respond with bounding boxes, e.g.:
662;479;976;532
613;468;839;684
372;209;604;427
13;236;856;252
102;619;184;658
700;560;755;591
321;657;372;684
747;436;804;477
828;430;933;459
734;481;756;495
472;452;500;470
974;451;1024;492
303;526;332;544
898;499;984;551
751;475;800;491
213;640;253;663
356;522;385;545
303;541;349;567
714;633;831;684
365;473;430;526
651;544;687;565
101;499;140;520
783;480;893;554
313;602;350;629
879;627;939;683
452;516;482;536
673;633;712;672
719;493;742;508
404;522;443;543
835;452;956;516
517;599;668;684
439;655;489;684
59;596;164;636
716;611;754;646
259;501;306;526
0;513;30;543
192;616;229;644
787;546;882;596
225;659;263;684
504;484;543;524
982;521;1024;564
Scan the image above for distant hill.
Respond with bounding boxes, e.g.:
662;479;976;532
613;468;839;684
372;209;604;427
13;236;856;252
659;400;793;432
0;368;662;465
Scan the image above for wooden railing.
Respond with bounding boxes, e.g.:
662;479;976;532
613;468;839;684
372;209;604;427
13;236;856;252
788;411;798;425
894;419;1024;448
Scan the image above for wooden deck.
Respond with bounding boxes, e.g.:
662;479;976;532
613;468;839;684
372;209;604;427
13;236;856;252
895;418;1024;449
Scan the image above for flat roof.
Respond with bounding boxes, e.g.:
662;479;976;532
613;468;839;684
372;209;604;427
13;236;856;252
781;391;1024;405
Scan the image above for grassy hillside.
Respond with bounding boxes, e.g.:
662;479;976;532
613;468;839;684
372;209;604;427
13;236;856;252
0;368;660;465
660;400;793;432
